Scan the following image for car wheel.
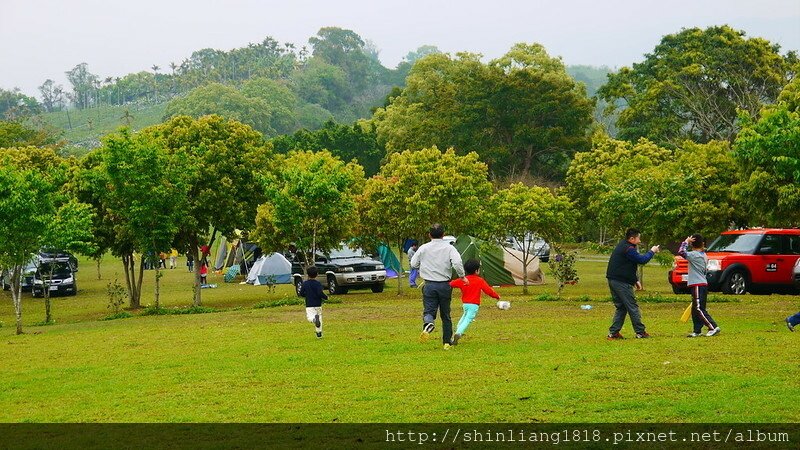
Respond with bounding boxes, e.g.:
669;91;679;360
294;278;303;297
327;275;341;295
371;283;384;293
722;270;748;295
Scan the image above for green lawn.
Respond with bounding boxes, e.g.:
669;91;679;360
0;255;798;422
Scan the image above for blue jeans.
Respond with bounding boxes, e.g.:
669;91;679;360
789;311;800;326
409;269;419;287
456;303;480;335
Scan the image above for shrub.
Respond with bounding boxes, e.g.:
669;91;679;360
106;278;127;314
103;312;133;321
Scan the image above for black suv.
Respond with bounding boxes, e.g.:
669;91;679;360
292;244;387;295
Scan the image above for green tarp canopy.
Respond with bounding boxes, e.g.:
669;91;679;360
453;235;543;286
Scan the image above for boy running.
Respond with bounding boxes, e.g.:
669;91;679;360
449;259;501;345
299;266;327;338
678;234;721;337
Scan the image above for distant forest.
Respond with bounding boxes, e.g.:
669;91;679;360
0;27;613;148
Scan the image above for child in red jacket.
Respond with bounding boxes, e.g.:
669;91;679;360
449;259;500;345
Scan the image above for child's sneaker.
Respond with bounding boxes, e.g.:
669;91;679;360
313;314;321;328
419;322;434;342
706;327;721;337
635;331;651;339
687;332;703;338
451;333;462;346
316;331;322;339
787;317;795;332
607;332;624;340
443;343;451;350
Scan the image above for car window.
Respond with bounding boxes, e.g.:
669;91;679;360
757;234;782;254
39;262;72;276
329;246;365;259
784;235;800;255
707;234;763;253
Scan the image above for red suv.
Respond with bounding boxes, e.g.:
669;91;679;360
669;228;800;295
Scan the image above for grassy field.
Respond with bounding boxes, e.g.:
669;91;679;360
37;103;167;154
0;255;798;423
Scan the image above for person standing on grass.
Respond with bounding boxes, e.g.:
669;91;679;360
410;223;468;350
449;259;500;346
606;228;660;340
299;266;327;339
407;241;419;288
679;234;721;337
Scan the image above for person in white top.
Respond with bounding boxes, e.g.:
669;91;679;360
410;224;468;349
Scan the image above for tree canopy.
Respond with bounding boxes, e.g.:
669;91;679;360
598;25;798;146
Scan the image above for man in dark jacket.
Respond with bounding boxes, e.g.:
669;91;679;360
606;228;660;339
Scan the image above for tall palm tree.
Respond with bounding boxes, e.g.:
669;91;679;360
151;65;160;102
169;62;178;95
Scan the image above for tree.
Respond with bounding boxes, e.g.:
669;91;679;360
163;83;275;136
270;119;385;176
65;63;99;109
0;120;60;148
143;115;273;306
100;129;191;308
240;77;299;135
598;25;798;146
732;78;800;225
252;150;364;265
0;147;93;333
358;147;493;294
38;80;64;112
0;88;41;119
565;135;738;247
480;183;578;294
372;44;594;181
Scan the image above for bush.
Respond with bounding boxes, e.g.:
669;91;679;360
141;305;218;316
102;312;133;321
534;293;561;302
548;248;579;296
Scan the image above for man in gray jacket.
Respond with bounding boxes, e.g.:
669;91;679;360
410;224;468;349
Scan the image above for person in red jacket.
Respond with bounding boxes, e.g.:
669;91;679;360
449;259;501;345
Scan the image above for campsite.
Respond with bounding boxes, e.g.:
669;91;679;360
0;246;798;423
1;2;799;443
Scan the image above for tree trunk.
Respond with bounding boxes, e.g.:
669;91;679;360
522;252;530;296
396;239;404;296
154;265;161;309
191;235;202;307
43;264;54;324
96;257;102;280
136;257;145;306
11;266;23;335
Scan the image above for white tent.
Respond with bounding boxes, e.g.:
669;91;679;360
245;253;292;285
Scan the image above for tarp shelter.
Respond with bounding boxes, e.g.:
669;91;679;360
377;245;402;278
453;235;543;286
213;237;228;271
245;253;292;285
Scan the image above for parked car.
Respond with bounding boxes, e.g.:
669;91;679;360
668;228;800;295
2;260;38;292
794;257;800;291
32;260;77;297
503;234;551;262
293;244;386;295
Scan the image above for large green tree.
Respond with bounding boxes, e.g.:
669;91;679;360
97;129;192;308
358;147;493;294
271;120;384;176
732;78;800;226
372;44;594;180
163;83;275;136
566;135;738;245
598;25;798;146
252;150;364;266
143;115;273;306
481;183;578;294
0;147;93;333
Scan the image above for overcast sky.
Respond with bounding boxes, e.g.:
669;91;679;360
2;0;799;98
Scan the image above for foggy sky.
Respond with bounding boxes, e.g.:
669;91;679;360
2;0;798;98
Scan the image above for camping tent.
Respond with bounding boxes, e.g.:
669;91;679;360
453;235;544;286
245;253;292;285
376;245;402;278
